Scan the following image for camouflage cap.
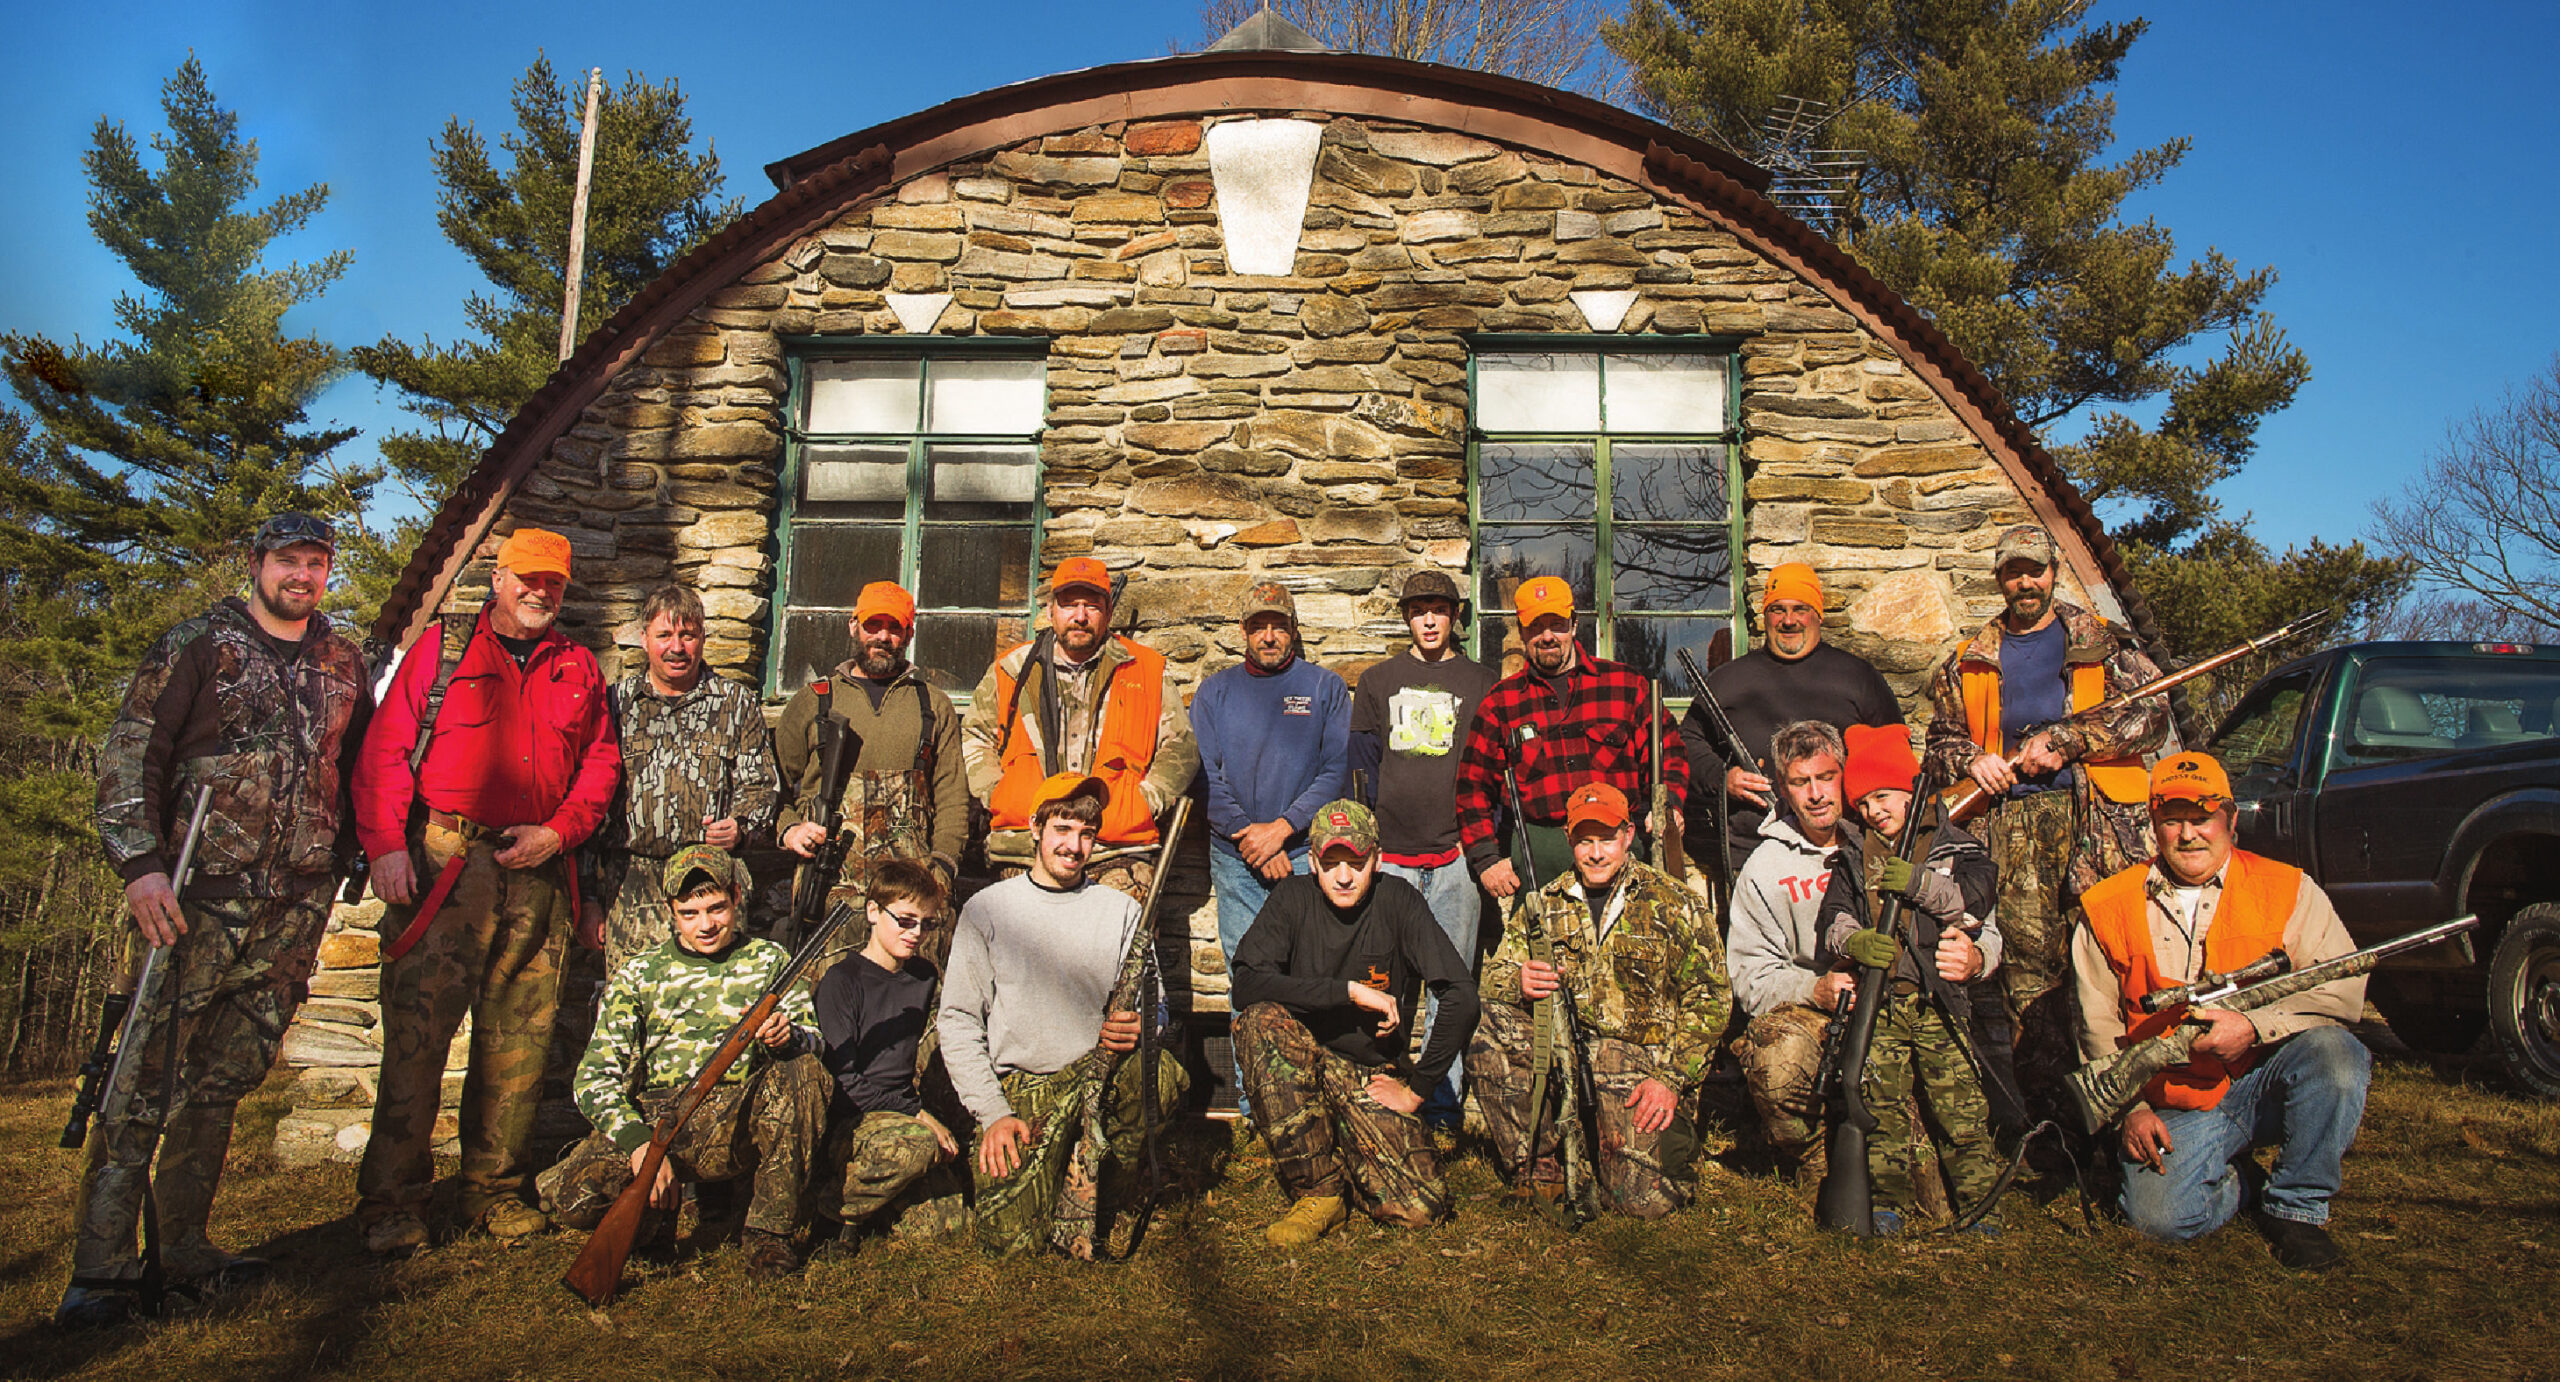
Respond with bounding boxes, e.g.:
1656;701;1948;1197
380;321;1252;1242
661;843;751;900
1397;568;1471;620
1993;524;2056;571
1308;799;1377;858
1241;581;1297;624
252;512;336;554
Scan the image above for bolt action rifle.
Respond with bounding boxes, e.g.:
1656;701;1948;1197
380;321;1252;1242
2067;914;2478;1136
1650;682;1684;881
1675;648;1756;898
782;680;864;949
1506;724;1604;1227
62;785;215;1152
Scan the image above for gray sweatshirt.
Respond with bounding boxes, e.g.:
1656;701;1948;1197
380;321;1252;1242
937;873;1141;1125
1729;816;1842;1018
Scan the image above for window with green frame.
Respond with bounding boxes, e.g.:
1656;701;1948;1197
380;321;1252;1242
1467;344;1741;686
771;347;1048;697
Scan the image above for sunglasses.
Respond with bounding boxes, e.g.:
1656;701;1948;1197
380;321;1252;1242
877;909;937;932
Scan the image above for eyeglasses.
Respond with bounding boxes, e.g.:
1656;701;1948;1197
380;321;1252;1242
879;910;936;931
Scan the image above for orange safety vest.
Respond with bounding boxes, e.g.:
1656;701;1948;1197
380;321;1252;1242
1958;647;2150;804
985;637;1167;848
2079;851;2301;1112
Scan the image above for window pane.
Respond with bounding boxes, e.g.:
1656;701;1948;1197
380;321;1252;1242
1603;353;1724;433
1477;524;1596;614
1611;616;1731;689
912;614;1006;693
804;358;921;433
1479;444;1595;522
917;525;1036;609
927;444;1039;521
1612;444;1727;521
1477;353;1600;432
776;610;855;690
785;523;903;607
925;357;1046;434
802;443;909;521
1613;526;1733;611
1476;616;1598;680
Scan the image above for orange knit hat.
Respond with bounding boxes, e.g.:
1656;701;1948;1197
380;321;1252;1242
1843;723;1921;805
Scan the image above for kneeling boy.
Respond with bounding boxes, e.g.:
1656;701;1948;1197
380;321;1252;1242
813;859;960;1233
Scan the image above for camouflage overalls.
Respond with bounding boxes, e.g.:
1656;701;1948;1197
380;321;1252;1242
80;599;367;1284
590;672;779;970
972;1055;1187;1257
1926;602;2165;1115
1233;1003;1448;1226
1472;861;1731;1220
775;664;969;971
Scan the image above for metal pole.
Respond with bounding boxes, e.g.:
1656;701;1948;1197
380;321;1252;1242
557;66;603;364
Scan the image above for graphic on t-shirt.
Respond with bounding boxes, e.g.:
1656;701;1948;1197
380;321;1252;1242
1387;685;1463;756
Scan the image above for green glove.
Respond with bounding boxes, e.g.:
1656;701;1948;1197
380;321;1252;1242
1876;856;1917;897
1843;928;1899;970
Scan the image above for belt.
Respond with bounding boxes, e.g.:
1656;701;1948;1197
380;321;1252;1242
387;813;583;962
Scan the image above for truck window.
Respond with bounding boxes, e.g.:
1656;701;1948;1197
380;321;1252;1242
2335;655;2560;767
2212;669;2314;795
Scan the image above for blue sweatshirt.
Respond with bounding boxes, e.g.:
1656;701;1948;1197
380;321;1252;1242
1190;656;1351;857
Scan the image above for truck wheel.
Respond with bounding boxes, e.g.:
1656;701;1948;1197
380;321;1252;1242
2488;904;2560;1101
2370;975;2486;1054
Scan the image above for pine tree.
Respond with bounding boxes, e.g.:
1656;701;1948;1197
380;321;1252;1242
1604;0;2408;660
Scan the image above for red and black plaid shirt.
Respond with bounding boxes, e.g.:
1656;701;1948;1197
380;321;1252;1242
1455;644;1687;872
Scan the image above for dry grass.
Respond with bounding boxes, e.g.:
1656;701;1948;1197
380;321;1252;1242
2;1040;2556;1382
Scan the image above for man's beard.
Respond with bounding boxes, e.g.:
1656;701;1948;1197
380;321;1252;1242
253;580;320;624
857;642;904;679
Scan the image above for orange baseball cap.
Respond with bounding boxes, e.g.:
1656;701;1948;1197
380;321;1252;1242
496;528;572;580
853;581;916;630
1565;781;1629;832
1514;575;1575;627
1030;771;1109;814
1049;557;1112;600
2149;752;2232;807
1764;562;1822;612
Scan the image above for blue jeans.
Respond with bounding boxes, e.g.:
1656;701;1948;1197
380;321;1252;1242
2119;1025;2372;1240
1212;844;1306;1118
1381;858;1484;1124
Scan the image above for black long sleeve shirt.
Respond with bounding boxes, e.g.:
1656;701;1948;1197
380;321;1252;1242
1230;872;1480;1094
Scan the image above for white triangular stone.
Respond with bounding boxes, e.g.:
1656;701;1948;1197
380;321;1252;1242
1206;119;1324;278
1569;289;1639;333
884;292;951;334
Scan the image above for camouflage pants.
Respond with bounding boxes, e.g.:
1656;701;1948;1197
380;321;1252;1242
815;1110;946;1230
973;1053;1187;1257
1734;1001;1831;1179
357;821;570;1227
1469;1001;1698;1220
1233;1003;1447;1227
538;1055;829;1238
73;889;332;1283
1865;993;2002;1220
593;849;674;974
1984;791;2095;1112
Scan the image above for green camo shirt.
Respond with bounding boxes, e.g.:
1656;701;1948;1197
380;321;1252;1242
575;936;816;1152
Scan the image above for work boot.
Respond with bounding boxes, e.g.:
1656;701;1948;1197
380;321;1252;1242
741;1228;799;1279
166;1246;272;1294
2261;1215;2344;1272
362;1212;429;1257
1264;1193;1347;1248
54;1282;144;1330
476;1200;551;1242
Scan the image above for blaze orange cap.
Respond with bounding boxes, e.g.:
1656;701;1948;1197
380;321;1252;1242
1031;771;1109;814
2149;752;2232;807
496;528;572;580
1514;575;1575;628
853;581;916;630
1565;781;1629;832
1764;562;1823;612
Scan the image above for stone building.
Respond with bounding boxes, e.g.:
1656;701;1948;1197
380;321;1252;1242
272;32;2164;1155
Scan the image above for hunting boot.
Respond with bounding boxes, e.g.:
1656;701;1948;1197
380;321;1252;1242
741;1228;799;1279
2261;1215;2344;1272
1264;1193;1346;1248
154;1101;270;1290
477;1199;551;1242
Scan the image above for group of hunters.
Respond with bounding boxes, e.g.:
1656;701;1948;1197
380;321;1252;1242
59;508;2383;1325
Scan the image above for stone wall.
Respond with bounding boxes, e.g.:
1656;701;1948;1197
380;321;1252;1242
275;109;2119;1151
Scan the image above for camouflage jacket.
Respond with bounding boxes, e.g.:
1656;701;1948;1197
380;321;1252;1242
774;660;969;882
1923;600;2171;787
576;935;817;1153
96;598;369;898
1482;859;1733;1091
595;671;780;860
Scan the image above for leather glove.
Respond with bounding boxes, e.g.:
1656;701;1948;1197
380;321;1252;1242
1843;928;1899;970
1876;856;1917;897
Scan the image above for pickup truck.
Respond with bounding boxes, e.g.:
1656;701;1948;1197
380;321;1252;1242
2207;640;2560;1098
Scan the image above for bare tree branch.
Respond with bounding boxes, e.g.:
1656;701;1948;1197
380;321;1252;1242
2371;356;2560;631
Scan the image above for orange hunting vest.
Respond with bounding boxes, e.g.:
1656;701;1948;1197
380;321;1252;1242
2080;851;2301;1112
1958;649;2150;804
985;637;1167;847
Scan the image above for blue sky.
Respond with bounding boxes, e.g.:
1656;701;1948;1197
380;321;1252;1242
1;1;2553;556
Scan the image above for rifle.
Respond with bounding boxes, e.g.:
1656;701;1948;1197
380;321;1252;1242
64;785;215;1151
1674;649;1761;780
1814;766;1943;1237
1944;609;2330;825
1650;682;1684;880
1505;725;1603;1227
2066;914;2478;1136
1121;859;1175;1259
783;681;863;948
564;895;862;1304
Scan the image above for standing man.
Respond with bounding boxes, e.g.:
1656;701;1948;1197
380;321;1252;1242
61;514;370;1327
963;558;1198;901
2072;753;2372;1271
1680;562;1901;874
353;527;621;1255
1471;784;1730;1220
590;583;780;970
1230;800;1479;1246
1927;524;2167;1116
1454;576;1686;912
1347;569;1497;1127
1190;582;1350;986
939;774;1188;1259
777;581;967;963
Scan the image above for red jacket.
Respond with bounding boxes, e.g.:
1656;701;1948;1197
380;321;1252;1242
355;605;621;861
